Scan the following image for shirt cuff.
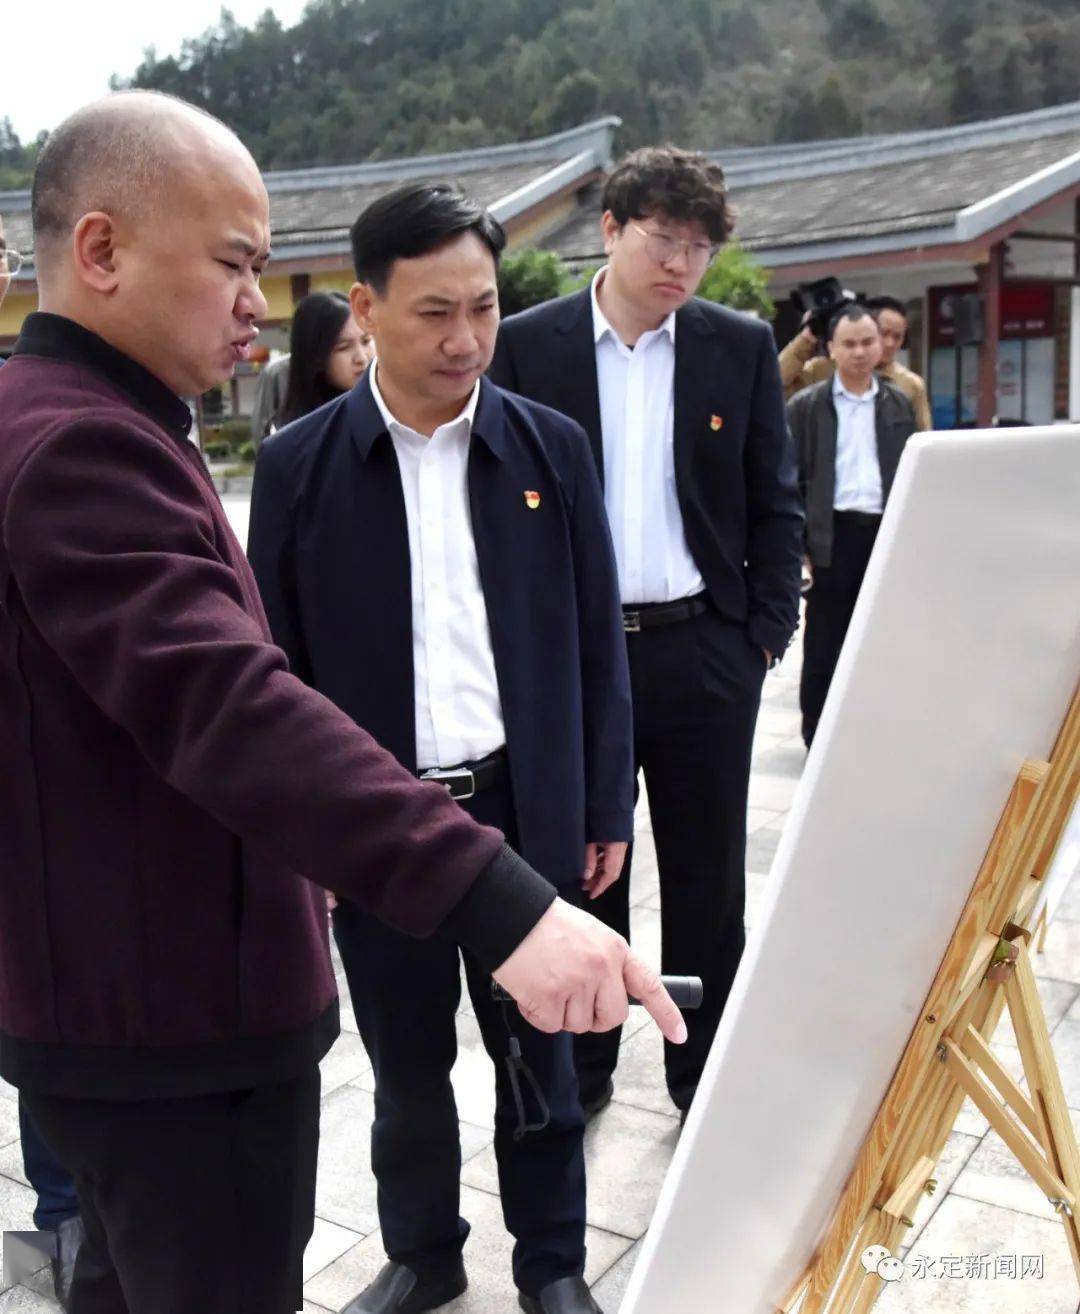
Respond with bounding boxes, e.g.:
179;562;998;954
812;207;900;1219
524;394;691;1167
441;842;557;972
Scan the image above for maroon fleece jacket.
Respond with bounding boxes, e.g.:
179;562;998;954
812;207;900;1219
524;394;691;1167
0;314;555;1098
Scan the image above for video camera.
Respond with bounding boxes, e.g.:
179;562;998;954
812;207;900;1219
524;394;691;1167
792;276;858;340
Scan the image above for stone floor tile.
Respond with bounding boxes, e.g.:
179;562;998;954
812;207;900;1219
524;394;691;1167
604;1025;675;1119
746;824;783;877
747;806;784;834
0;1102;20;1152
950;1107;1080;1223
627;906;661;969
320;1030;373;1096
1054;872;1080;923
304;1184;631;1312
304;1216;365;1285
1033;919;1080;985
746;867;773;926
581;1104;678;1238
747;773;801;811
992;976;1079;1048
0;1289;58;1312
1044;1020;1080;1108
313;1084;380;1235
0;1140;28;1188
751;731;785;755
0;1172;36;1236
589;1236;642;1313
303;1303;333;1314
755;706;802;739
875;1194;1078;1313
0;1081;17;1106
750;742;807;780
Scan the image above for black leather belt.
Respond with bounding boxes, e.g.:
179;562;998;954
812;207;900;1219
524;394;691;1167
834;510;882;529
419;747;507;800
622;594;709;633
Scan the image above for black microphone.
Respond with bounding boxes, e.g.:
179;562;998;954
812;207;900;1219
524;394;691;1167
491;975;703;1011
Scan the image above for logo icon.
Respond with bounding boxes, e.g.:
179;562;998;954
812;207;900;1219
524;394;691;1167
861;1245;904;1283
524;490;541;509
709;414;724;431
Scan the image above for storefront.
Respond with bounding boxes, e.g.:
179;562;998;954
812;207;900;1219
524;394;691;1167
927;281;1058;427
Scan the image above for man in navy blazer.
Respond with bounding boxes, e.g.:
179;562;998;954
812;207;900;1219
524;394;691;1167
250;185;633;1314
490;147;804;1121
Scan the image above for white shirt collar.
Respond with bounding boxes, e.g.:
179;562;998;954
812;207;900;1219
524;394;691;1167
590;267;676;348
370;362;480;438
833;372;879;403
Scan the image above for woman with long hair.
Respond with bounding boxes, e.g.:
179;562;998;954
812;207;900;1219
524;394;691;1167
275;291;373;428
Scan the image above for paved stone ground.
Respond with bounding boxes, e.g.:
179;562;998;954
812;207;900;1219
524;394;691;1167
1;496;1076;1313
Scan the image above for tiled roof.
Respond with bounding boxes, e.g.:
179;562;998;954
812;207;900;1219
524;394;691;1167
544;101;1080;266
0;117;619;279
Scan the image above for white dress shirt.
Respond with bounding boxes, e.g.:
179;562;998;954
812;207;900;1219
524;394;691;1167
370;366;505;770
591;270;705;605
832;373;883;513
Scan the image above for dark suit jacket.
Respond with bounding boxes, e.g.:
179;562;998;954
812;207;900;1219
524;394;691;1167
0;315;552;1099
248;374;634;890
489;290;804;659
787;377;917;568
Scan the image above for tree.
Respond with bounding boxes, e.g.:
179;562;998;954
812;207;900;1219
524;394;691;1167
696;242;775;319
497;248;567;315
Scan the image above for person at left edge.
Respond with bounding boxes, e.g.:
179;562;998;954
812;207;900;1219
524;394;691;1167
249;183;633;1314
0;210;83;1313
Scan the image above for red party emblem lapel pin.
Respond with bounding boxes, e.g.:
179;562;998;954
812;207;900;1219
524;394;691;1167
709;414;724;432
524;490;541;509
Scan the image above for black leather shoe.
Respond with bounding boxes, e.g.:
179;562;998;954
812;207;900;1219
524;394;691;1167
51;1215;84;1312
579;1078;614;1121
342;1259;467;1313
519;1276;604;1313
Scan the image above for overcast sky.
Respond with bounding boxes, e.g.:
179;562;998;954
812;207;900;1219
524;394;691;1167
5;0;310;142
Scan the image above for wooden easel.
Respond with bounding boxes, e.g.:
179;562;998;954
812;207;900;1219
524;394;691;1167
780;682;1080;1314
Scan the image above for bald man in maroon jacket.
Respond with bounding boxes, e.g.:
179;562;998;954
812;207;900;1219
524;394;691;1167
0;92;683;1314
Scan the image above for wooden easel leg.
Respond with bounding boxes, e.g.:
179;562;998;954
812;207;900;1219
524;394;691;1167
1005;943;1080;1282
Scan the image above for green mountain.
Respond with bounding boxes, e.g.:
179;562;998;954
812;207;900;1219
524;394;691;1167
4;0;1080;183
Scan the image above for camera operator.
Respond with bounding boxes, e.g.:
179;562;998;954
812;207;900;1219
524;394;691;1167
780;293;931;430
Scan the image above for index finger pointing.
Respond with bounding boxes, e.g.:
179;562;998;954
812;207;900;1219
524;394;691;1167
624;953;687;1045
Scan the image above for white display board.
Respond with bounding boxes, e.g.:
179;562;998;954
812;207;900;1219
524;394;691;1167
624;426;1080;1314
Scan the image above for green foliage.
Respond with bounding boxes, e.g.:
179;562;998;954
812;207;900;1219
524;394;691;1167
497;248;567;315
203;441;231;460
0;117;41;189
82;0;1080;170
217;417;252;450
238;440;257;463
696;243;775;319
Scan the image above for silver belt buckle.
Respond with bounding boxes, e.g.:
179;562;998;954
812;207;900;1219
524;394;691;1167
623;610;641;633
420;767;476;800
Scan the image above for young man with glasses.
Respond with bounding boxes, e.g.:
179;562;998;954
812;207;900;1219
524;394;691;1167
490;146;803;1123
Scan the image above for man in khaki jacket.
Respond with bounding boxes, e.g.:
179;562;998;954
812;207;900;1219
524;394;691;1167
780;293;931;430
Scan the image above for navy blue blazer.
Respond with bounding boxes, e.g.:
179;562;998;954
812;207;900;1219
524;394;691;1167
489;290;804;659
248;373;634;890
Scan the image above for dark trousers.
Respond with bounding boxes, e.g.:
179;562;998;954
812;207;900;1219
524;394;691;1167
800;513;880;747
19;1097;79;1231
22;1070;320;1314
575;608;765;1112
332;770;586;1298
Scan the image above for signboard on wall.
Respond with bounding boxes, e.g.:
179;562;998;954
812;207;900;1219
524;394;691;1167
928;281;1055;346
